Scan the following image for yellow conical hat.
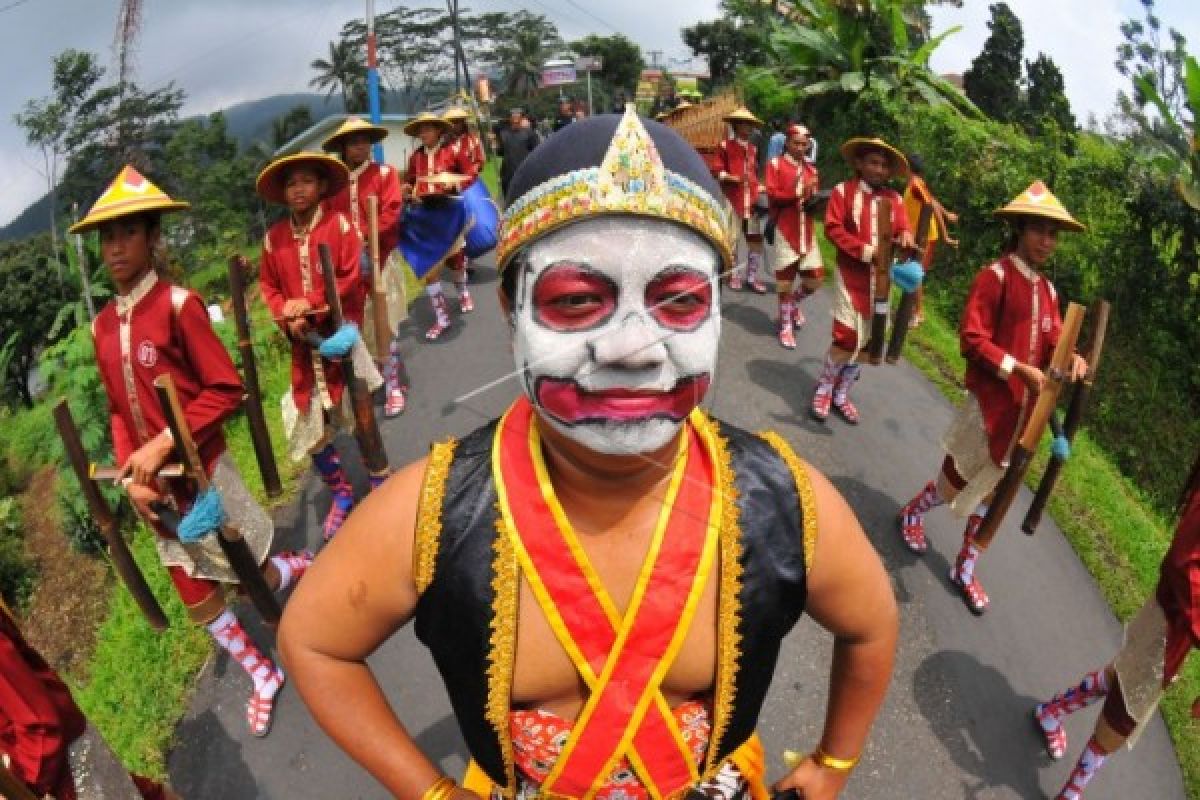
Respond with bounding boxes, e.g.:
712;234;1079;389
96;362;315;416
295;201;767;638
442;106;470;123
840;137;910;179
255;152;350;205
403;111;451;138
994;180;1085;232
722;107;763;127
321;116;389;152
69;166;190;234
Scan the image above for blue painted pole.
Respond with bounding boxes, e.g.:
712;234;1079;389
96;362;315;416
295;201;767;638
367;0;384;163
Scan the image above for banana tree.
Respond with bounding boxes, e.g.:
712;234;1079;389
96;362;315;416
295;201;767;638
763;0;979;116
1136;54;1200;210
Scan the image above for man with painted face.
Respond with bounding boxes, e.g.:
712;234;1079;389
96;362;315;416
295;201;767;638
279;108;898;800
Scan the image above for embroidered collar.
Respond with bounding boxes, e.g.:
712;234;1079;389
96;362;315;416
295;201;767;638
115;270;159;317
1009;253;1038;282
856;178;877;196
348;160;371;181
291;205;324;239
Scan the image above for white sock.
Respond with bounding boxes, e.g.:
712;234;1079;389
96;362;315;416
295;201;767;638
425;282;444;299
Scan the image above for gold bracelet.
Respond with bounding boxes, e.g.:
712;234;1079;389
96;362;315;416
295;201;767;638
420;776;457;800
811;746;860;773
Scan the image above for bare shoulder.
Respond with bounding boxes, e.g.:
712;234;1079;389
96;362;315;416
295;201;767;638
280;455;431;660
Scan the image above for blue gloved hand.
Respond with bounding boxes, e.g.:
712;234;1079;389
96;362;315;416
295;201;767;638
1052;434;1071;461
319;323;360;359
177;487;226;543
891;259;925;293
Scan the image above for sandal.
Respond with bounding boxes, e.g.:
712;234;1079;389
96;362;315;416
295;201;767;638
778;324;796;350
832;395;860;425
897;511;927;554
949;566;989;615
1034;705;1067;760
246;668;284;738
384;387;407;418
810;388;832;422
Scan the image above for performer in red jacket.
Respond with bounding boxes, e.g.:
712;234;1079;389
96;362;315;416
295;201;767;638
897;182;1088;614
713;107;767;293
1;599;177;799
443;106;486;177
1032;454;1200;799
76;166;311;737
812;137;914;425
323;116;411;418
402;112;479;340
765;124;822;349
257;153;385;541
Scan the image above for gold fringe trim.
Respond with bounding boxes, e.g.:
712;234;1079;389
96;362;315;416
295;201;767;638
758;431;818;574
487;506;520;795
413;437;458;596
694;411;744;776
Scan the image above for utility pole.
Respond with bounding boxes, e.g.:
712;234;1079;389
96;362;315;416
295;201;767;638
648;50;663;69
366;0;384;163
446;0;471;97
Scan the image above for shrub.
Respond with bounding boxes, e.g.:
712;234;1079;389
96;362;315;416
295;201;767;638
0;495;36;609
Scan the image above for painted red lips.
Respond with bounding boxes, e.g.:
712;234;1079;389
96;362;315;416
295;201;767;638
534;375;712;426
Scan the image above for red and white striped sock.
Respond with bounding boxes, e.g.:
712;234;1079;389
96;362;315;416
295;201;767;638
1057;737;1108;800
815;356;840;396
903;480;943;525
1038;670;1109;726
207;610;281;695
956;507;986;582
270;550;312;592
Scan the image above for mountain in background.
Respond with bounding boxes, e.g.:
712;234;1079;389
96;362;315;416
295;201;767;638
0;92;375;242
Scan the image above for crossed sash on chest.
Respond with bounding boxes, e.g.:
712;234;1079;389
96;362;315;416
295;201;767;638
492;397;721;798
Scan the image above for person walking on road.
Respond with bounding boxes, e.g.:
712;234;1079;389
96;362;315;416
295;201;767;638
765;123;823;349
279;108;898;800
81;166;312;737
811;137;914;425
496;107;539;198
1032;452;1200;799
257;152;386;541
713;107;768;293
902;153;958;329
896;182;1088;615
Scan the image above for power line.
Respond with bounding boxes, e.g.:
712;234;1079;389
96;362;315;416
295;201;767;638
561;0;619;33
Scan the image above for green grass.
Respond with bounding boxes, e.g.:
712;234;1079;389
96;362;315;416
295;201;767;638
69;531;210;778
902;301;1200;797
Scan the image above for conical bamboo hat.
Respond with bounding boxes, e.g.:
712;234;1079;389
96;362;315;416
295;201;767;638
994;180;1085;232
322;116;389;152
69;166;189;234
839;137;909;179
255;152;350;205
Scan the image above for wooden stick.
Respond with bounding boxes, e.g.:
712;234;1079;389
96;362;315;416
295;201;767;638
316;244;390;479
228;256;283;499
975;302;1086;550
886;202;934;363
53;400;168;632
866;196;894;364
0;760;39;800
152;375;281;626
367;195;392;358
1022;300;1111;535
91;463;184;482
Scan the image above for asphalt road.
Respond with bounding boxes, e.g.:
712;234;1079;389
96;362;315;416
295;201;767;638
168;255;1186;799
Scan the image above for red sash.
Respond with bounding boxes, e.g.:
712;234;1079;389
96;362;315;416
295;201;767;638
492;397;720;798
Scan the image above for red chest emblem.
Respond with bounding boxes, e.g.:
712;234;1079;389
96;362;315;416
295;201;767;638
137;340;158;368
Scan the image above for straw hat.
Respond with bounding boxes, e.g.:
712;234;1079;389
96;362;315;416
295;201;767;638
255;152;350;205
321;116;389;152
404;112;451;137
994;180;1085;232
722;107;764;128
840;136;910;179
69;166;189;234
442;106;470;123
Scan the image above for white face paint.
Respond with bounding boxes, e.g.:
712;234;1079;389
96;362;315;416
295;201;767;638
512;216;721;455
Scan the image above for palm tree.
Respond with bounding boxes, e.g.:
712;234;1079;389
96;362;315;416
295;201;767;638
491;12;561;97
764;0;977;115
310;40;367;110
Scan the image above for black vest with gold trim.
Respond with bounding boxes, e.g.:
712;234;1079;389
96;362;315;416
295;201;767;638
412;412;814;790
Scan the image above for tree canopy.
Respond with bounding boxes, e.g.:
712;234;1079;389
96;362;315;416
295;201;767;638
963;2;1024;122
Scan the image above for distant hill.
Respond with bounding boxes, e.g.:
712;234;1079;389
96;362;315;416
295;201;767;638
0;91;405;242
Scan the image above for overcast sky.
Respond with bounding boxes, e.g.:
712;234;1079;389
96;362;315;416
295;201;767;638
2;0;1198;226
